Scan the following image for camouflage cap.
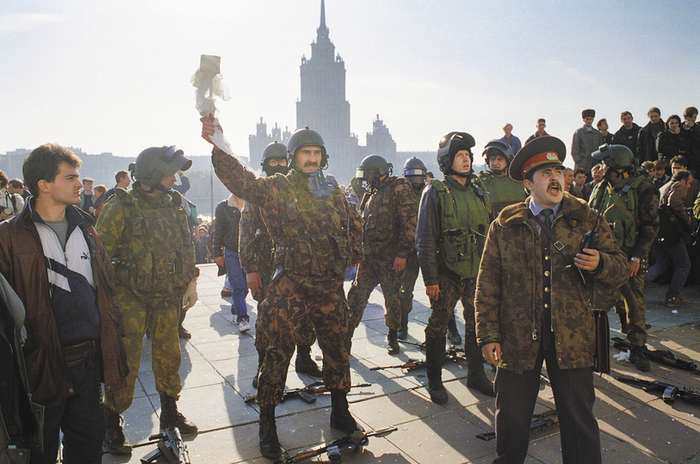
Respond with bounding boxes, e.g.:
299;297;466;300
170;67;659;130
509;136;566;182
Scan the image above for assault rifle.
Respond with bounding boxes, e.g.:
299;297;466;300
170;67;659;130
616;375;700;405
245;381;372;405
612;337;698;372
140;427;191;464
274;427;398;463
371;346;467;372
476;410;558;441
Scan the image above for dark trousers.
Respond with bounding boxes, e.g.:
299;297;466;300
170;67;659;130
493;345;601;464
31;349;105;464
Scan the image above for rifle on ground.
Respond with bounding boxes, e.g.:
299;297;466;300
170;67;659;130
371;345;468;372
140;427;191;464
475;410;558;441
616;375;700;405
612;337;698;372
274;427;398;463
369;358;425;372
245;381;372;405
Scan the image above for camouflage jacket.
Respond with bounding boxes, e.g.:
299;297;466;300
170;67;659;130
588;176;659;258
212;149;362;295
238;201;273;276
96;187;198;298
475;193;630;374
478;171;528;215
359;176;417;261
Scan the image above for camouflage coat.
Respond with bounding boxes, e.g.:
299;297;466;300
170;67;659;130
475;193;629;374
359;176;417;261
238;201;273;278
212;149;362;294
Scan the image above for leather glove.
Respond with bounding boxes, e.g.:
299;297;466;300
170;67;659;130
182;279;198;311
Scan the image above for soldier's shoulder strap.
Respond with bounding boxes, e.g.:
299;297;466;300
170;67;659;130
429;178;448;193
114;187;135;206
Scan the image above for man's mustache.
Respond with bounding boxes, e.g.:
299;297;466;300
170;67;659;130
304;162;319;167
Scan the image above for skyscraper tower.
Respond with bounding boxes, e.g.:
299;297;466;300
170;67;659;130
297;0;359;181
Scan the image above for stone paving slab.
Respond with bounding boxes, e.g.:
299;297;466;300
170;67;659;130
103;264;700;463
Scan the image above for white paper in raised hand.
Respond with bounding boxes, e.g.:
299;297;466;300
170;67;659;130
191;55;234;156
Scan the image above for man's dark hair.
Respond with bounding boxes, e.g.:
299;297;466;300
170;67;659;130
537;118;546;124
0;171;8;189
620;111;632;119
684;107;698;119
596;119;607;130
23;143;81;198
653;159;667;170
8;178;24;190
670;155;688;168
115;170;129;183
672;169;690;183
574;168;587;177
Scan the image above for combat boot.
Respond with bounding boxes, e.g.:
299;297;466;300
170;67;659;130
629;345;651;372
425;335;448;404
447;315;462;346
259;406;281;459
159;394;198;435
465;334;495;397
397;314;409;340
387;328;400;355
253;348;264;388
330;390;364;434
103;406;132;455
295;344;322;377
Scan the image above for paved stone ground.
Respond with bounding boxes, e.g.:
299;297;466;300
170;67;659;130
103;264;700;463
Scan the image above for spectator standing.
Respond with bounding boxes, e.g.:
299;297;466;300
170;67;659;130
653;159;670;188
571;109;604;178
0;171;25;220
7;178;31;201
657;114;690;163
683;106;700;173
637;107;665;162
597;118;614;144
500;123;522;155
613;111;641;157
79;177;96;215
103;170;131;204
525;118;548;144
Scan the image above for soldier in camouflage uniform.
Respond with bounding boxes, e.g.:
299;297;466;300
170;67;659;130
397;157;428;340
475;136;629;463
416;132;494;403
201;117;363;460
478;139;528;215
239;141;321;387
588;144;659;372
346;155;417;355
98;146;200;455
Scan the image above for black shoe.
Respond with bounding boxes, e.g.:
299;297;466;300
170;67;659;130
295;345;322;377
159;394;198;436
447;317;462;346
466;334;495;396
397;314;409;340
330;391;363;434
259;407;281;459
387;329;400;355
425;335;448;404
427;370;448;404
103;407;132;455
629;345;651;372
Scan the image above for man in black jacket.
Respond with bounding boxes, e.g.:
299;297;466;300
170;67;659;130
613;111;642;157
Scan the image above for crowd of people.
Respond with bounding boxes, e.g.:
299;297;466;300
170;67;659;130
0;104;698;463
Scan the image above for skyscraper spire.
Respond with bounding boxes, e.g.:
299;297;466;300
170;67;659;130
317;0;329;40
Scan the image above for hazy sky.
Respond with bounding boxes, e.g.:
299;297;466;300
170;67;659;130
2;0;699;172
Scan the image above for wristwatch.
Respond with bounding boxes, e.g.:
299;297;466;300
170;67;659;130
630;257;641;264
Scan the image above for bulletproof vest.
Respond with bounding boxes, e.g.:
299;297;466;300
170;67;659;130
113;188;195;296
273;171;353;286
590;176;643;250
360;176;406;258
431;177;492;279
478;172;528;215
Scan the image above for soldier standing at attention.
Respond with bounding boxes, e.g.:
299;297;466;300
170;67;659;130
475;136;629;464
98;146;199;455
397;157;428;340
239;141;321;387
201;117;363;460
478;139;528;216
416;132;495;403
346;155;417;355
588;144;660;372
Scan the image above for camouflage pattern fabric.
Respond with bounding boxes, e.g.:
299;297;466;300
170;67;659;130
478;172;528;216
104;287;182;413
255;275;350;407
425;273;476;340
475;194;630;374
619;274;647;347
397;185;423;318
347;259;403;330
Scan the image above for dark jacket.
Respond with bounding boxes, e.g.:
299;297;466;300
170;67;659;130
613;123;641;156
656;130;690;162
213;198;242;257
0;202;127;408
637;121;665;162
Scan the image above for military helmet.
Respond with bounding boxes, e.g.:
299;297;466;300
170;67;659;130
482;139;514;164
356;155;392;186
592;144;635;171
287;127;328;169
132;146;191;186
261;141;289;176
437;131;475;174
403;157;428;185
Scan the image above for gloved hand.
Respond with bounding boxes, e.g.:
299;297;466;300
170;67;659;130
182;279;198;311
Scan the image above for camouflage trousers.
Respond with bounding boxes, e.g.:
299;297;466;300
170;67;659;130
618;273;647;347
256;274;350;408
425;273;476;340
347;258;402;330
398;252;420;318
252;269;317;353
104;286;182;414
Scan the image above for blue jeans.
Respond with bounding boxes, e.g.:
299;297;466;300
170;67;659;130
646;241;691;300
225;248;249;320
